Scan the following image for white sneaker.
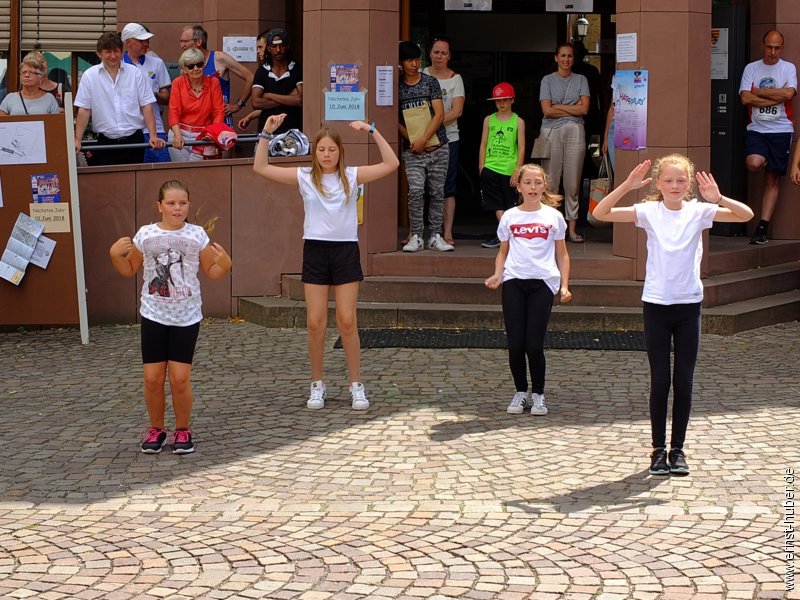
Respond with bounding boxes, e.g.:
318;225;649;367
350;382;369;410
307;380;326;409
506;391;529;414
530;393;548;415
428;233;454;252
402;234;424;252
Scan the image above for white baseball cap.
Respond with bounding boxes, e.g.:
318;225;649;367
121;22;154;42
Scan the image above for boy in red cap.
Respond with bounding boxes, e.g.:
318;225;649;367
479;82;526;248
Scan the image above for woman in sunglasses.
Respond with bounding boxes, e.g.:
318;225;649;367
168;47;225;161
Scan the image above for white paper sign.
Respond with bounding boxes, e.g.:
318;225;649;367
711;28;729;80
30;235;56;269
616;33;638;63
223;36;257;62
0;122;47;165
376;66;394;107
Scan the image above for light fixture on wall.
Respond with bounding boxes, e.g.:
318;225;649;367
575;15;590;40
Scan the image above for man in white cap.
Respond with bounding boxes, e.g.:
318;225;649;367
121;22;172;162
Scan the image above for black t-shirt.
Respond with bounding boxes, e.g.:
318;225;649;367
399;73;448;149
253;61;303;134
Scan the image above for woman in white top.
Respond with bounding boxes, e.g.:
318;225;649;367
592;154;753;476
423;35;464;246
253;113;399;411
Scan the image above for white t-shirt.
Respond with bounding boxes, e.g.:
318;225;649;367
497;205;567;294
739;58;797;133
422;68;465;142
74;62;156;139
634;200;718;305
297;166;359;241
124;52;172;135
133;222;209;326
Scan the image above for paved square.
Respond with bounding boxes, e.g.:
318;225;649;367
1;321;798;599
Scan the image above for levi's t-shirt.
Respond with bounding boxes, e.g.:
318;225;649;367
497;205;567;294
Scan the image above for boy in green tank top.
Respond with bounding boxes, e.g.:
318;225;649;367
479;82;526;248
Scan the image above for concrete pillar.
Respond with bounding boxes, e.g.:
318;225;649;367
613;0;712;279
304;1;401;259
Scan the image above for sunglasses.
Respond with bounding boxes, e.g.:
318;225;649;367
184;62;204;70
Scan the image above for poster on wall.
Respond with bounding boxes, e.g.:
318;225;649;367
31;173;61;203
330;64;359;92
711;28;729;80
614;69;648;151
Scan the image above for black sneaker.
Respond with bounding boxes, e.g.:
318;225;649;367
481;236;501;249
750;228;768;245
649;448;670;475
141;428;167;454
172;429;195;454
668;448;689;475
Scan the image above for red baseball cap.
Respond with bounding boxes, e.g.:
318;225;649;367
488;82;515;100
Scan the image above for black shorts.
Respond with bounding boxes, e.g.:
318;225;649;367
480;167;518;211
141;317;200;364
301;240;363;285
745;130;792;175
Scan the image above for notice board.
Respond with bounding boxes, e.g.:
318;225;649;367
0;107;87;339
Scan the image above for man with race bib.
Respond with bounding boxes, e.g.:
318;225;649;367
739;30;797;245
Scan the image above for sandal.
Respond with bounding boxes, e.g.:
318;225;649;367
567;233;585;243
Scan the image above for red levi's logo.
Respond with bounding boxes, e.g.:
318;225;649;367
510;223;550;240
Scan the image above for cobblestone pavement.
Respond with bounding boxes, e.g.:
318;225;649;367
1;320;798;600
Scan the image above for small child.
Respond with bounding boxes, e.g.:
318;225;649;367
109;179;232;454
485;163;571;415
479;82;526;249
592;155;753;475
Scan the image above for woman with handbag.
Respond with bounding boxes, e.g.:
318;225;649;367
0;55;59;116
538;42;590;243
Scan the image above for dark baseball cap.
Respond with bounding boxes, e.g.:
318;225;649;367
266;28;288;45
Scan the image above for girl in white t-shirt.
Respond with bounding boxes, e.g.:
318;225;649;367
253;113;399;411
592;155;753;476
109;179;232;455
485;163;572;416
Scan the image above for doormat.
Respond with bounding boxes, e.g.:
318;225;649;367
334;329;646;351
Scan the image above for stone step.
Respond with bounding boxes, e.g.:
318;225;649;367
280;261;800;308
239;290;800;335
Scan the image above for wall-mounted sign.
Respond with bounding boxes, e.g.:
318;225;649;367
445;0;492;10
545;0;592;12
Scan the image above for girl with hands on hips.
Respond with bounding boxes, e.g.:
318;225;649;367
253;113;399;412
484;163;571;418
593;154;753;477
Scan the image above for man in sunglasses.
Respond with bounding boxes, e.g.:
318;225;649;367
121;22;172;163
75;32;165;165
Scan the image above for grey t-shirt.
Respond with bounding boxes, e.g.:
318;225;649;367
0;92;59;116
539;72;590;129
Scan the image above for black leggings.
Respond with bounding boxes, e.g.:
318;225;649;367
642;301;701;450
501;278;555;394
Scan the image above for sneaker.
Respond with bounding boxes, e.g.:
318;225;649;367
750;228;768;245
428;234;454;252
307;380;326;410
141;428;167;454
649;447;670;475
530;393;548;415
172;429;195;454
402;234;424;252
506;391;530;414
350;382;369;410
668;448;689;475
481;236;501;249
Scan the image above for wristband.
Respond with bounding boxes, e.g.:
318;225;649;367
237;98;246;107
369;122;375;135
259;132;274;141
